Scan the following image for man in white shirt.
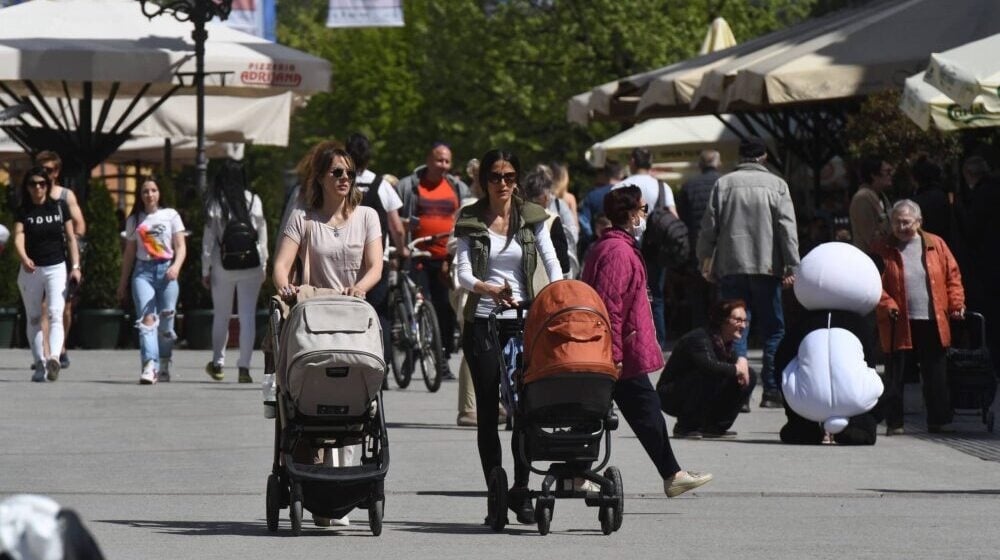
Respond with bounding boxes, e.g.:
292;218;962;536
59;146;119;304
612;147;678;350
613;147;679;218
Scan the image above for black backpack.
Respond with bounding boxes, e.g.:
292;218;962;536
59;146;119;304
219;193;261;270
641;180;692;272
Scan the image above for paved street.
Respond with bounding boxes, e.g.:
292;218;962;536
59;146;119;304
1;348;999;559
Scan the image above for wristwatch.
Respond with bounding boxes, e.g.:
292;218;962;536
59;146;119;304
71;264;80;270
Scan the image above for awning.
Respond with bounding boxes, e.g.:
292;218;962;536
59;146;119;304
923;32;1000;113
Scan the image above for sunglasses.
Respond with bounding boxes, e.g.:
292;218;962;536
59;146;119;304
487;172;517;185
329;167;356;180
640;204;649;214
42;166;58;174
29;179;47;188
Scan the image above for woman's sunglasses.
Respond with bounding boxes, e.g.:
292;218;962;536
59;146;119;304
329;167;356;180
29;179;48;188
487;172;517;185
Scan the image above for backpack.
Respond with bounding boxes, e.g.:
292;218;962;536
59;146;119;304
219;193;261;270
641;180;692;272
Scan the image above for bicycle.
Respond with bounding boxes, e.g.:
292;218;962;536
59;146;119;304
386;232;449;392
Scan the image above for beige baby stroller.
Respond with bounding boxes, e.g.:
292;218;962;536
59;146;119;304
264;290;389;536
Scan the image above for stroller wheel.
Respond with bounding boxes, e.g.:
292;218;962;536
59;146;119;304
368;498;384;536
266;474;281;532
604;466;624;531
289;483;303;536
535;501;552;536
598;506;613;535
486;467;508;532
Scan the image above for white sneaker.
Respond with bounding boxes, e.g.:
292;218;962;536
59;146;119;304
331;516;350;527
140;361;157;385
45;357;61;381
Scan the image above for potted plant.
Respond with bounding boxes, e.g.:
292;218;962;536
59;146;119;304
0;182;21;347
75;181;124;349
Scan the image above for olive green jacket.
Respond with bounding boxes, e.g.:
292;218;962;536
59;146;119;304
453;197;549;322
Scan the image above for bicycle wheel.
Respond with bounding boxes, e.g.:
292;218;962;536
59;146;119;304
416;303;446;393
390;299;414;389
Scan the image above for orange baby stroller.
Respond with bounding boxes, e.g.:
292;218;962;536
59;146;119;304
487;280;623;535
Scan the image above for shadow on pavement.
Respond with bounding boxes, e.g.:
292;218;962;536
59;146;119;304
862;488;1000;496
96;519;380;537
386;422;472;431
382;520;544;536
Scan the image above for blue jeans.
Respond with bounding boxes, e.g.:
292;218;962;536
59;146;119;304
132;260;178;370
718;274;784;392
646;259;667;351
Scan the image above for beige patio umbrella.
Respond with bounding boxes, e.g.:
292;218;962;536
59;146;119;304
699;0;1000;112
900;71;1000;131
923;32;1000;112
699;17;736;55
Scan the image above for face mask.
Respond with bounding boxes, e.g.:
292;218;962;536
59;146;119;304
633;216;647;239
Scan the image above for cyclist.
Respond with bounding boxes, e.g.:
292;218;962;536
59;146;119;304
396;142;472;378
453;149;562;526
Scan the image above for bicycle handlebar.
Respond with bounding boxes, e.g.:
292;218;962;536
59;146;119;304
386;232;451;260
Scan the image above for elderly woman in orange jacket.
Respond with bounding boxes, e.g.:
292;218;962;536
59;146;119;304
874;199;965;435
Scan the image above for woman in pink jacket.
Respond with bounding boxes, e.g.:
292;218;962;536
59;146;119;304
582;185;713;498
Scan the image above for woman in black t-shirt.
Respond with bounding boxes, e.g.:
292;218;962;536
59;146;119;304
13;167;81;382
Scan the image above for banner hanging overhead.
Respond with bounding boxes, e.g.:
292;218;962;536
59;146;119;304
326;0;404;28
226;0;277;41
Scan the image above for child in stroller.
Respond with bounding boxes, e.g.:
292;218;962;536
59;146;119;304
486;280;624;535
264;289;389;536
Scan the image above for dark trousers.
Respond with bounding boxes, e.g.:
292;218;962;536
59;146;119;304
614;375;681;479
366;268;391;365
718;274;785;391
661;368;756;433
779;408;878;446
883;319;952;428
413;258;456;356
462;318;529;487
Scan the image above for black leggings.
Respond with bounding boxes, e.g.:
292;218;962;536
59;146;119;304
462;318;529;488
882;319;952;428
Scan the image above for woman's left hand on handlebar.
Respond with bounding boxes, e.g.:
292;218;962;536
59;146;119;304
343;286;366;298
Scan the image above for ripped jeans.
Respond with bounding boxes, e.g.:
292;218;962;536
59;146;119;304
131;259;178;370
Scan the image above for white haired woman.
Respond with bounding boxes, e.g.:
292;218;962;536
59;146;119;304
874;199;965;435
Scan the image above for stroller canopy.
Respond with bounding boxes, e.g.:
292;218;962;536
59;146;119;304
523;280;618;384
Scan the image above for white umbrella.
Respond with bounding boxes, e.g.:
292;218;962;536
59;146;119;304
923;32;1000;112
900;71;1000;131
585;114;770;167
699;17;736;55
0;0;331;98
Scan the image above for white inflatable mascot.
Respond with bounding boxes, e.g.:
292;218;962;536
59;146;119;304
781;242;884;438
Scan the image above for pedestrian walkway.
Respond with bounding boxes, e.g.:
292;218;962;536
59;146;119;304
1;348;998;559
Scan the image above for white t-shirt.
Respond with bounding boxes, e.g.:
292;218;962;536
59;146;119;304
126;208;185;261
455;223;562;318
613;173;675;209
202;191;269;277
357;169;403;213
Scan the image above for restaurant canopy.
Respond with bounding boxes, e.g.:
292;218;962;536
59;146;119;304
0;0;330;190
569;0;1000;125
922;32;1000;114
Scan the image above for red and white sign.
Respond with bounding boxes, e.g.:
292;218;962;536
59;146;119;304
240;62;302;87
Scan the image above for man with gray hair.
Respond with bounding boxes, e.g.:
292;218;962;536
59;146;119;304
697;136;799;409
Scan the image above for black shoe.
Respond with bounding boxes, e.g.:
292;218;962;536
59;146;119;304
59;352;70;369
701;430;737;439
238;367;253;384
673;426;702;439
759;390;783;409
442;365;457;381
508;488;534;524
740;403;751;413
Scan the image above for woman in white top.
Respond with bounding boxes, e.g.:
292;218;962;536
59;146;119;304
271;145;383;528
202;160;269;383
116;178;186;384
453;149;562;526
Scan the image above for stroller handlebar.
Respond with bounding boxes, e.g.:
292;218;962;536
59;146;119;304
487;300;532;322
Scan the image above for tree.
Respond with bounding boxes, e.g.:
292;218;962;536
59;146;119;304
260;0;822;184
